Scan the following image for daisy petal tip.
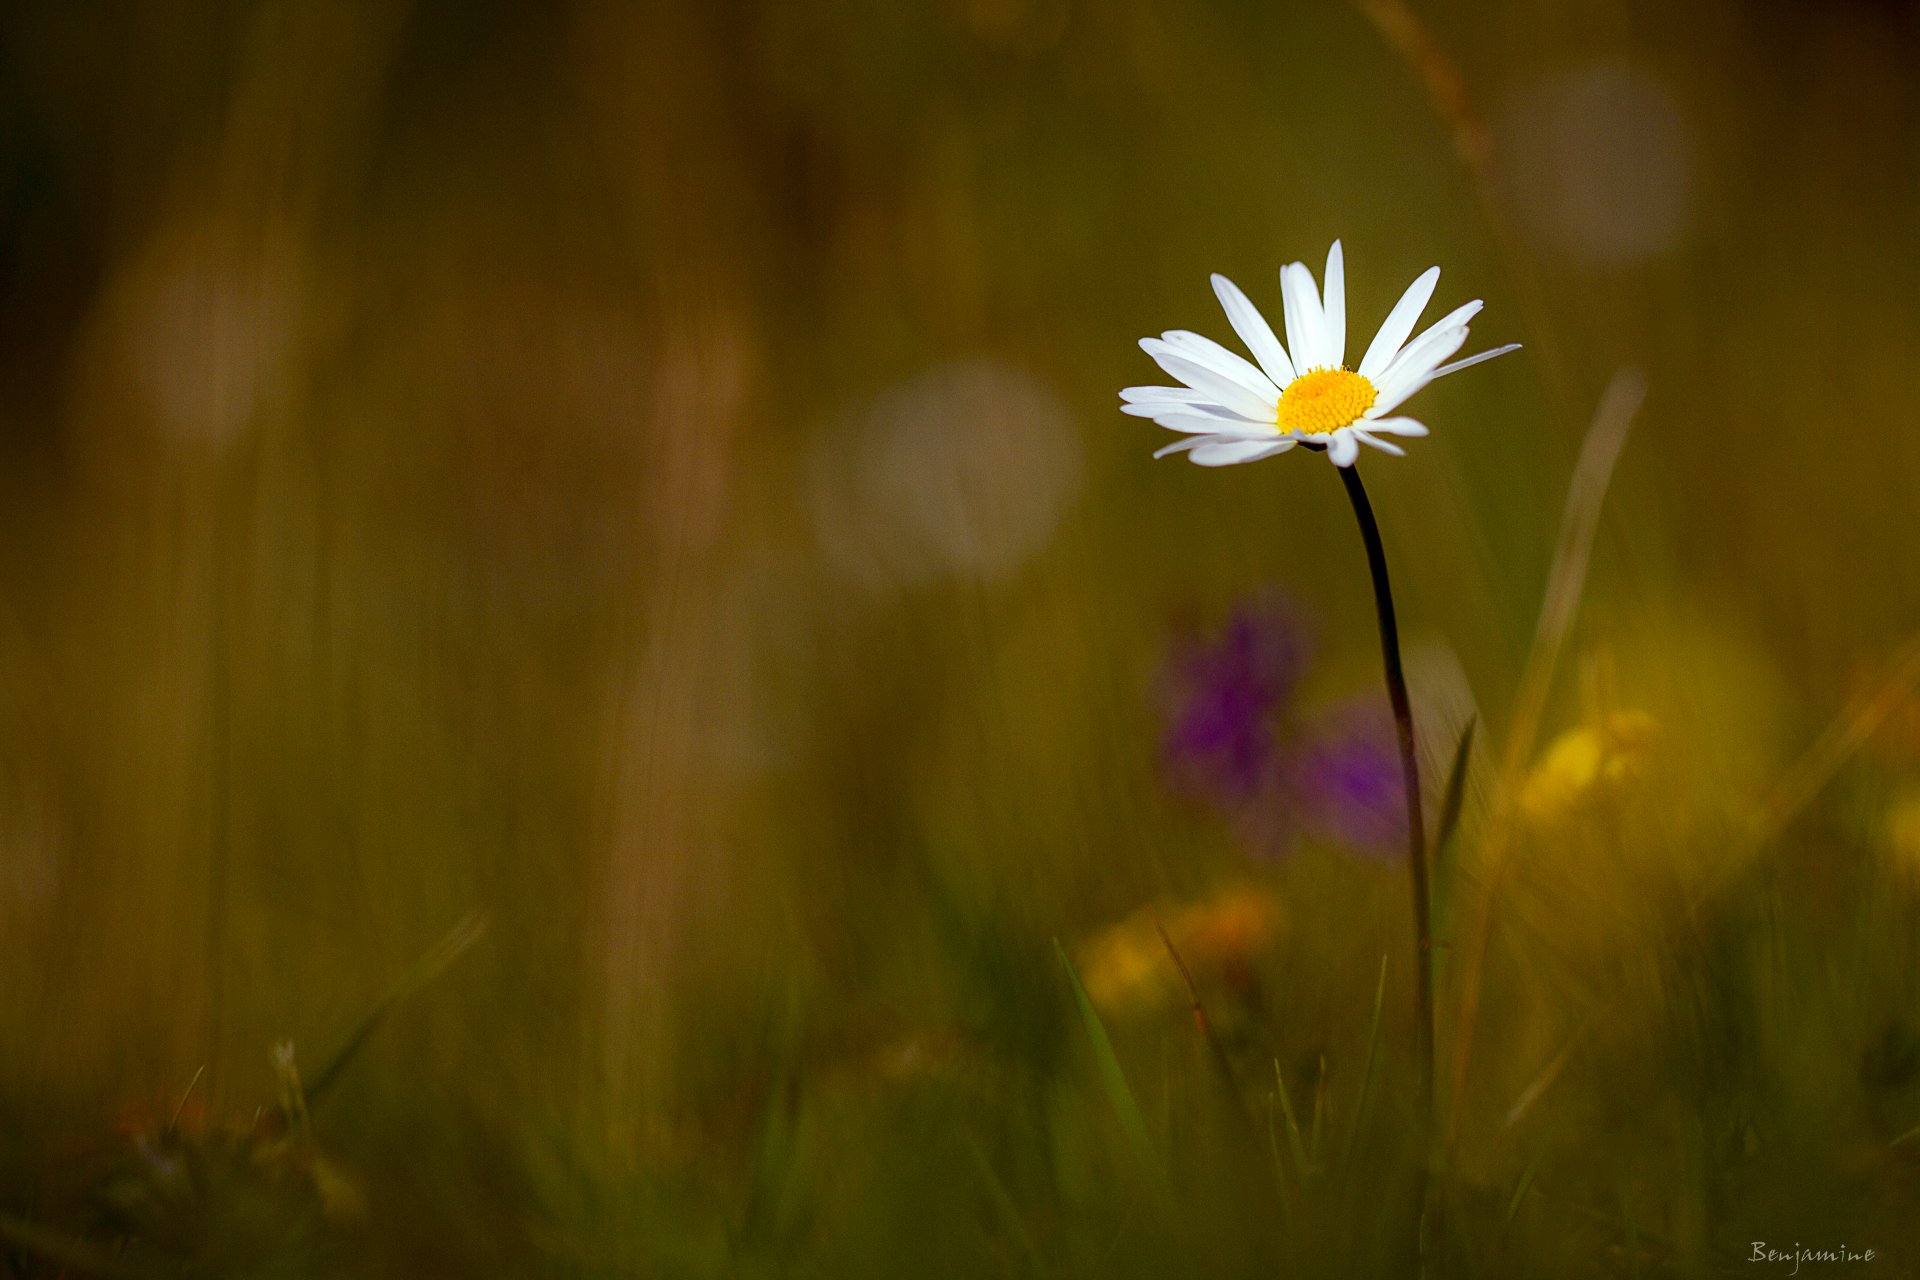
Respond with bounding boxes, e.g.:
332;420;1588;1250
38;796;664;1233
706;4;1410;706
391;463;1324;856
1363;416;1430;438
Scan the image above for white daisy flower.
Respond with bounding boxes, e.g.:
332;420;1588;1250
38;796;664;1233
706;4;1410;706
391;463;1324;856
1120;242;1519;467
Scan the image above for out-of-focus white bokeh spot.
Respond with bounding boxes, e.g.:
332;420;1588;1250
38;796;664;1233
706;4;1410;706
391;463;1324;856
811;359;1081;587
108;220;305;446
1499;62;1693;267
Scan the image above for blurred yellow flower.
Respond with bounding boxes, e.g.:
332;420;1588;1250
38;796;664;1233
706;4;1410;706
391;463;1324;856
1121;241;1518;467
1884;791;1920;882
1078;884;1284;1018
1518;709;1661;826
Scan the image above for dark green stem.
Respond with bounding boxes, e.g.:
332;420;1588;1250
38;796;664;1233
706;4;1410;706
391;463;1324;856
1336;463;1434;1244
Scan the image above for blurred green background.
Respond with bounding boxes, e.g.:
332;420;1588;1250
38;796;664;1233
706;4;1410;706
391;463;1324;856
3;0;1920;1275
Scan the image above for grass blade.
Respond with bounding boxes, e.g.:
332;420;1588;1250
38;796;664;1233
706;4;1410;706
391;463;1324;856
1264;1092;1297;1224
1273;1060;1311;1180
1446;371;1643;1147
1308;1054;1329;1170
1340;955;1390;1175
1055;939;1173;1211
306;910;491;1104
1618;1182;1641;1278
1429;716;1475;970
1432;716;1476;863
967;1139;1053;1280
1503;1152;1541;1238
0;1215;165;1280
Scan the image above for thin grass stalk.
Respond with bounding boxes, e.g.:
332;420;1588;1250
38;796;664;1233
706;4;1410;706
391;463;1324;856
1444;370;1642;1151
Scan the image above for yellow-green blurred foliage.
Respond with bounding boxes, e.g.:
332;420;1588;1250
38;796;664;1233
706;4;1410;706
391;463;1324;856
2;0;1920;1275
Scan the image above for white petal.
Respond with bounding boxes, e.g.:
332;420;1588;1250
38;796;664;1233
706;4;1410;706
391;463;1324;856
1140;341;1279;423
1150;412;1278;435
1427;343;1521;380
1325;431;1360;467
1370;376;1434;419
1120;385;1213;405
1141;337;1276;403
1187;438;1296;467
1320;241;1346;369
1426;298;1485;331
1210;274;1296;387
1383;298;1484;382
1159;330;1282;400
1352;429;1406;457
1120;400;1243;421
1154;436;1207;458
1120;388;1258;421
1357;266;1440;380
1280;262;1330;372
1371;326;1469;413
1358;415;1430;438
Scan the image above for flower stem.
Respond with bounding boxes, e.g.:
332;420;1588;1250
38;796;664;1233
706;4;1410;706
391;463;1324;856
1336;464;1434;1240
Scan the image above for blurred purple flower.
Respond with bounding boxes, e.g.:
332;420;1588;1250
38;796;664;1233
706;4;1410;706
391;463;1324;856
1292;698;1407;860
1158;594;1311;806
1156;595;1415;863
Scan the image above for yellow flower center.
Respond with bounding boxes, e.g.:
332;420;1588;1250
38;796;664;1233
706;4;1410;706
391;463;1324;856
1276;367;1377;435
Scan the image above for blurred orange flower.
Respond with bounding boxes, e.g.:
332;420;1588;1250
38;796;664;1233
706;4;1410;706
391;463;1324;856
1078;884;1284;1018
